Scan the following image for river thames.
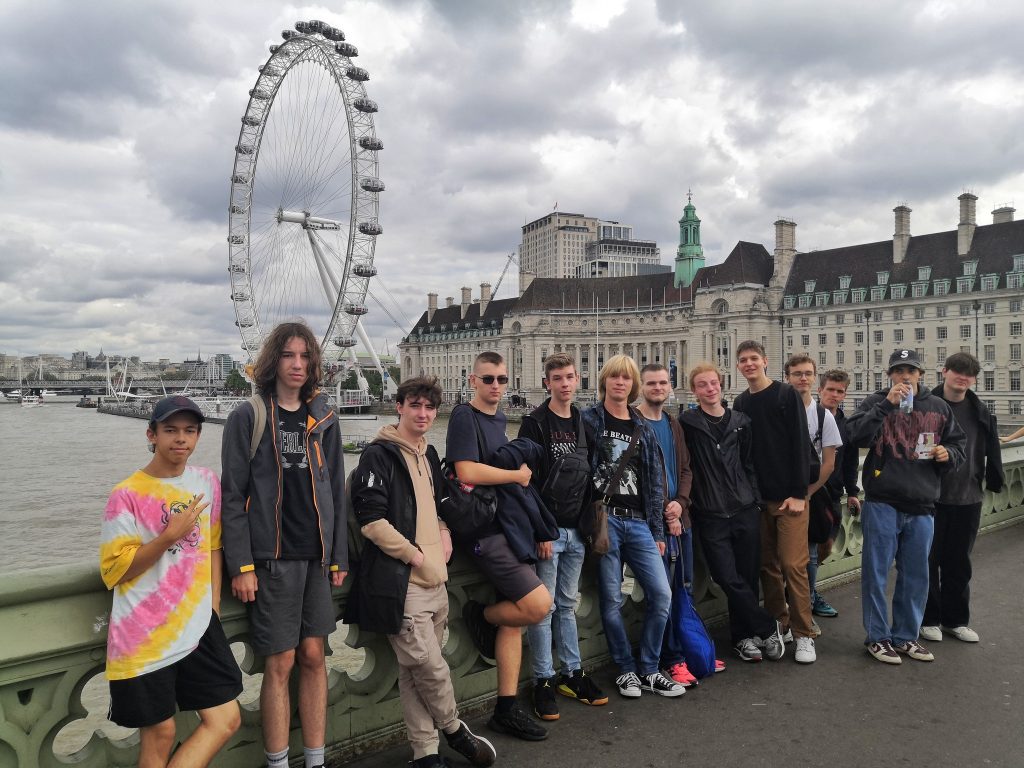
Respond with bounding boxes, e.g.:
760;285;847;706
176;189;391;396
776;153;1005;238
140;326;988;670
0;402;487;573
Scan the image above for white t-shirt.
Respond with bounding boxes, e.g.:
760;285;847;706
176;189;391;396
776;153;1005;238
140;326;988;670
806;401;842;461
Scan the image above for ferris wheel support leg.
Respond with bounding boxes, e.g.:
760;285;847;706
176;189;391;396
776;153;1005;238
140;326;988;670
306;229;341;301
354;320;392;392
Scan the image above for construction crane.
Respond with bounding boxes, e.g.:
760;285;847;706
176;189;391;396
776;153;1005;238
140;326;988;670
492;250;520;296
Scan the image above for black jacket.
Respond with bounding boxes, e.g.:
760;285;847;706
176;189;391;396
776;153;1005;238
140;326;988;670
678;408;760;518
343;441;443;635
847;386;967;513
930;384;1005;493
489;438;559;562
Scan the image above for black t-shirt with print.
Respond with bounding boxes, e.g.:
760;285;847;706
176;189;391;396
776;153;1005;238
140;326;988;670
593;409;643;513
278;401;320;559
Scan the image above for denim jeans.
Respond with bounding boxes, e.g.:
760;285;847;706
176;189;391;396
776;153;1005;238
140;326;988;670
808;542;820;606
526;527;586;678
860;501;934;645
598;515;671;676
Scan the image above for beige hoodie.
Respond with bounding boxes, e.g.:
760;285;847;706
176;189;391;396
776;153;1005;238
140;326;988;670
360;424;448;588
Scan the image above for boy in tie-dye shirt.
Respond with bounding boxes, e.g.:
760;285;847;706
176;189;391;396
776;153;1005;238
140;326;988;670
100;395;241;767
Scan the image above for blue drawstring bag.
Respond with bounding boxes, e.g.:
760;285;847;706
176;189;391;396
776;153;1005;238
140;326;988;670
669;537;717;679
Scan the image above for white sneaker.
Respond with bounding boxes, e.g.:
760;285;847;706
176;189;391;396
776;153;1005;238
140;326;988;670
794;636;816;664
943;625;980;643
810;619;822;638
782;628;793;643
919;625;942;642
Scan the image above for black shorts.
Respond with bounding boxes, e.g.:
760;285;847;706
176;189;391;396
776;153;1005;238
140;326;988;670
467;533;543;603
108;613;242;729
247;559;337;656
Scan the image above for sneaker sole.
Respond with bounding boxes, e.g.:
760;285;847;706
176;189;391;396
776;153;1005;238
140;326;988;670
486;717;548;741
534;711;560;721
942;627;979;643
895;649;934;662
556;686;610;706
617;687;642;699
642;688;685;698
868;650;902;665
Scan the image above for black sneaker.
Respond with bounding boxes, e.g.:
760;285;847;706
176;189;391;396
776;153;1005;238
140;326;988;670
640;671;685;698
557;669;609;706
445;720;496;767
532;676;559;721
411;755;449;767
487;701;548;741
462;600;497;659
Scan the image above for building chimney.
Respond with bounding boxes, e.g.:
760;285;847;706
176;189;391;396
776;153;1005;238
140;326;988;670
958;192;977;257
445;296;454;308
993;205;1016;224
768;218;797;290
480;282;492;314
893;204;911;263
519;270;536;297
427;292;438;323
460;286;472;319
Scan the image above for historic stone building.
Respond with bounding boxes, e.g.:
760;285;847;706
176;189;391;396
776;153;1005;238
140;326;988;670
400;194;1024;428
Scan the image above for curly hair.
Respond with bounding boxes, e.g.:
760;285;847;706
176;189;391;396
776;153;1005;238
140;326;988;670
251;321;323;400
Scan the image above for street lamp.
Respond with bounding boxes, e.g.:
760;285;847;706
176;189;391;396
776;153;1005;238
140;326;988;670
865;310;872;393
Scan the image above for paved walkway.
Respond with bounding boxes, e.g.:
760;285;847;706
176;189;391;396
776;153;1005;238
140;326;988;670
347;521;1024;768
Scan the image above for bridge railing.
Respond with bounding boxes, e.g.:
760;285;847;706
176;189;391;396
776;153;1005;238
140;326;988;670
2;446;1022;768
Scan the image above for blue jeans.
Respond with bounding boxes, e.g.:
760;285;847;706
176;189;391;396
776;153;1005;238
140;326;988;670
526;527;586;678
860;501;935;645
808;542;820;606
598;516;671;676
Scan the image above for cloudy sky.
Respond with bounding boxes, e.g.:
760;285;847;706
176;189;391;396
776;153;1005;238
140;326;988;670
2;0;1023;363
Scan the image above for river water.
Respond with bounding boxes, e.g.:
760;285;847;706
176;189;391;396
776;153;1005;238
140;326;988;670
0;403;495;572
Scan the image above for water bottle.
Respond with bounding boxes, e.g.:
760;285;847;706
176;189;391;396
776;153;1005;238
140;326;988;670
899;387;914;414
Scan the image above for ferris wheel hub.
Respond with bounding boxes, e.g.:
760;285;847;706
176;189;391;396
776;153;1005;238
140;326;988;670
276;208;343;230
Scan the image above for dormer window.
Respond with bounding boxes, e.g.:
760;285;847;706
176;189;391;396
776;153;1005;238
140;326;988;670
876;271;890;286
1013;254;1024;272
918;266;932;281
839;275;852;290
804;280;816;293
871;286;887;301
963;260;978;276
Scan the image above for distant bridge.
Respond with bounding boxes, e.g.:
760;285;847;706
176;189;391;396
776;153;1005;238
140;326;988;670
0;379;217;393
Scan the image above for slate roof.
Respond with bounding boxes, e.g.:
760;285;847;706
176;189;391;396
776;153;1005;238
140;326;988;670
783;219;1024;297
409;297;517;333
689;241;775;289
515;272;690;312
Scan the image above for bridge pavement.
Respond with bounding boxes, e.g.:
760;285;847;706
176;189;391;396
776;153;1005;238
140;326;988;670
345;520;1024;768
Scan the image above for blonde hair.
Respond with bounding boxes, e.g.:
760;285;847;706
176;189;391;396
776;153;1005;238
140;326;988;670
688;362;723;391
598;354;641;403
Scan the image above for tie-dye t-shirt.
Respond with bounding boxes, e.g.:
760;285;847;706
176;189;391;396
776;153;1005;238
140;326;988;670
100;466;222;680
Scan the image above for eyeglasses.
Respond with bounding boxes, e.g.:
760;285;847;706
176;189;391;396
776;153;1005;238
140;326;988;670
788;371;816;378
477;375;509;385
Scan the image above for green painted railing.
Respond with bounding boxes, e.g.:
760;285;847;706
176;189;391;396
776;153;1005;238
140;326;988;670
2;445;1022;767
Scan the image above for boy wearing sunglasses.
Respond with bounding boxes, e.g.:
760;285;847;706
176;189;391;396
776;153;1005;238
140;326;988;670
447;352;553;741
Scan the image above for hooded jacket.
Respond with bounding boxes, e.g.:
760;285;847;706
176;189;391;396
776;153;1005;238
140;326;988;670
221;391;347;576
929;384;1005;494
679;408;760;518
581;403;666;542
344;425;446;635
847;385;967;514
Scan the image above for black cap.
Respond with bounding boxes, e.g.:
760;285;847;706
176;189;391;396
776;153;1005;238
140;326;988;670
887;349;925;373
151;395;205;423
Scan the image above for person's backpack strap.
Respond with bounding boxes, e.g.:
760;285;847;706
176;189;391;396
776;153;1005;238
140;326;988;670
249;394;267;461
573;406;588;452
814;402;825;447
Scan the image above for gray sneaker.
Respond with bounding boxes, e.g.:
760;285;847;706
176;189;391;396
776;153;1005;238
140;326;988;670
761;620;786;661
734;637;763;662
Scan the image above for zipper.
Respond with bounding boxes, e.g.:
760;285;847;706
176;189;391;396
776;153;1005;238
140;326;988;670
270;396;283;559
306;410;328;567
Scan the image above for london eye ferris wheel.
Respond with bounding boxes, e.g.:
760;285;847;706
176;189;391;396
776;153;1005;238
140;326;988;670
227;20;384;372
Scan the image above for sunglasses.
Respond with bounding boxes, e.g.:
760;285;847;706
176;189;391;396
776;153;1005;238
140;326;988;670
476;375;509;385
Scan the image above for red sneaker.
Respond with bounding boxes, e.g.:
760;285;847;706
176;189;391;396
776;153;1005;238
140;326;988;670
666;662;698;688
714;659;727;673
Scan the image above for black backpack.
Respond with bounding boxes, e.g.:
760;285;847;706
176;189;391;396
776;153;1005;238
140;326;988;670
538;410;591;526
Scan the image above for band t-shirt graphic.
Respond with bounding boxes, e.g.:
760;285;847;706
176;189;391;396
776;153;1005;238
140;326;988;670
593;411;642;514
547;413;578;460
278;401;319;558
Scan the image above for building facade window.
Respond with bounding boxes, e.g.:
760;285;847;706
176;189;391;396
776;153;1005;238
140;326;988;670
981;276;998;291
839;275;852;290
1011;370;1022;392
934;280;950;296
801;317;810;327
963;260;978;276
877;271;890;285
893;309;904;321
1011;343;1022;361
784;296;796;309
937;347;947;362
894;329;904;342
984;344;996;362
836;350;845;365
956;276;975;293
836;332;845;344
819;351;827;366
1010;401;1022;416
914;307;925;319
915;328;925;341
985;323;996;337
918;266;932;281
874;330;883;343
818;315;827;326
937;306;948;318
911;283;927;298
855;331;865;344
983;371;995;391
871;286;887;301
801;335;810;346
855;350;864;365
960;325;972;339
818;334;827;345
1010;299;1022;312
835;313;846;324
798;295;811;308
1012;321;1022;336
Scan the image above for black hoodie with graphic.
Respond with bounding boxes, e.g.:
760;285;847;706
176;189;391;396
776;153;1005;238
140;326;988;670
847;385;967;515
